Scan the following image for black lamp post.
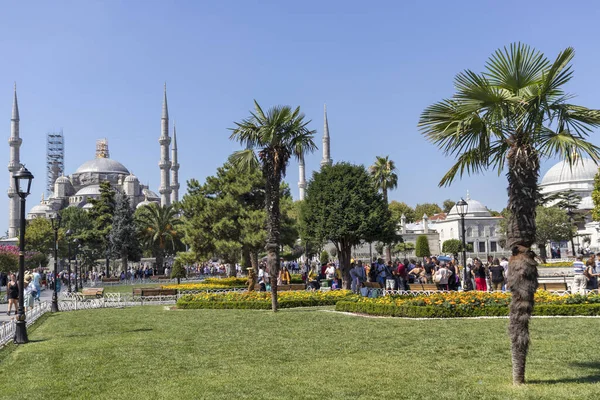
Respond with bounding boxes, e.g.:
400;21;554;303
567;209;577;256
66;229;72;293
50;213;61;312
13;165;34;344
456;198;469;291
73;239;79;292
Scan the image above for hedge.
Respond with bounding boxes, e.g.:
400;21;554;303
335;301;600;318
177;298;342;310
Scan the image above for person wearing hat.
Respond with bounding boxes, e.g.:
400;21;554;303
23;275;35;311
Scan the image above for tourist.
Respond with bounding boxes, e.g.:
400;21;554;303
447;261;459;291
6;274;18;316
32;268;42;302
278;266;291;285
472;258;487;291
385;261;396;290
258;265;266;292
584;259;598;291
488;259;505;292
408;261;425;284
350;260;366;293
572;256;587;295
462;258;474;291
23;275;35;311
395;259;408;291
325;263;336;287
423;257;435;284
375;258;387;287
434;262;451;291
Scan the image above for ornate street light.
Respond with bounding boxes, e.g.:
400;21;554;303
456;198;469;291
50;213;62;312
13;165;33;344
73;238;79;292
66;229;72;293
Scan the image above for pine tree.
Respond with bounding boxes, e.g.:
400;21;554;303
86;181;116;276
415;235;431;258
110;193;141;274
592;172;600;221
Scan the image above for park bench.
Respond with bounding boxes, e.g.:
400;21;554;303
149;276;172;282
364;282;382;288
541;282;568;291
132;288;177;297
81;288;104;298
101;277;120;283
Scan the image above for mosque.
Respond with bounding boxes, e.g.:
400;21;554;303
7;85;179;238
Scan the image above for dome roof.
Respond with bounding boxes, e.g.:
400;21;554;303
75;185;102;196
136;200;153;209
28;202;52;214
55;175;70;184
448;197;491;218
82;202;94;209
540;158;598;186
124;174;138;182
74;158;129;175
142;188;159;200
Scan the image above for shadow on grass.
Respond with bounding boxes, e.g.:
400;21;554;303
529;362;600;384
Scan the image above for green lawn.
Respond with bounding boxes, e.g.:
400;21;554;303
1;307;599;399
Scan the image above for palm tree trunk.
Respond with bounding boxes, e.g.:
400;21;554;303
265;168;281;312
506;145;539;385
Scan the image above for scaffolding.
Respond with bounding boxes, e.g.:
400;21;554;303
46;131;64;196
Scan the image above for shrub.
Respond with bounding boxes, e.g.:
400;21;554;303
320;250;329;265
415;235;430;258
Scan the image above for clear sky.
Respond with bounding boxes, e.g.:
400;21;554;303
1;0;600;232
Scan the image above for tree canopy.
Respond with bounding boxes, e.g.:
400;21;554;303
389;201;416;223
414;203;442;219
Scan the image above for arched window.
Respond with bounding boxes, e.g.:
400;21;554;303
467;227;472;237
489;227;495;236
450;228;453;237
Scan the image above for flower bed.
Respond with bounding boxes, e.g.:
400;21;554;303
335;291;600;318
177;290;357;310
164;275;304;291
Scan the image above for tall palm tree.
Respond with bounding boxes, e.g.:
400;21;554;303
419;43;600;385
230;100;316;312
369;155;398;204
136;203;183;275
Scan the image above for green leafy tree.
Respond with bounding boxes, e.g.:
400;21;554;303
535;206;574;262
300;163;395;289
170;256;187;284
394;242;415;258
319;250;329;265
419;43;600;384
442;239;463;257
229;101;316;311
110;194;142;273
136;203;183;275
593;172;600;221
60;206;97;272
443;199;456;214
389;201;416;223
86;181;116;276
415;235;430;258
414;203;442;219
369;155;398;204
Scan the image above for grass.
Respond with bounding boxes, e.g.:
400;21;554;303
1;307;600;399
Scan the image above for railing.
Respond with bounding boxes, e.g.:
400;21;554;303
0;301;51;348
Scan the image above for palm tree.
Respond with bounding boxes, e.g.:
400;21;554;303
369;155;398;204
419;43;600;385
230;100;316;311
136;203;183;275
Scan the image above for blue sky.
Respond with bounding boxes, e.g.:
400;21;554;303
1;0;600;232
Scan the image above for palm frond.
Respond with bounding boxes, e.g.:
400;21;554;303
228;149;259;173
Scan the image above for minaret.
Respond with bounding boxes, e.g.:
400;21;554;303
298;154;306;200
170;122;180;204
8;84;22;238
158;84;172;207
320;104;332;168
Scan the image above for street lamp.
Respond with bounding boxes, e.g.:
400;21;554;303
13;165;34;344
50;213;61;312
66;229;72;293
73;239;79;292
567;209;577;256
456;198;469;291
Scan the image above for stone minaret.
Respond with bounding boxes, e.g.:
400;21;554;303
8;84;21;238
298;154;306;200
320;104;332;168
170;122;179;204
159;84;172;207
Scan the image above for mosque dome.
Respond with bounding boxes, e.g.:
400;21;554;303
55;175;70;184
579;196;594;210
74;158;130;175
448;195;491;218
124;174;138;183
75;185;102;196
136;199;153;209
540;158;598;186
82;203;94;210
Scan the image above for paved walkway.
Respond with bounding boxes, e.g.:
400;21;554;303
0;287;55;324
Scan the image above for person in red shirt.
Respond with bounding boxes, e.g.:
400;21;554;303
395;260;408;290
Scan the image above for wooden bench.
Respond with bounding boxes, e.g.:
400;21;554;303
81;288;104;298
132;288;177;297
149;276;171;282
364;282;382;288
101;277;120;283
541;282;568;291
253;283;307;291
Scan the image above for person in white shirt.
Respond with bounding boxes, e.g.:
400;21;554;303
572;256;586;295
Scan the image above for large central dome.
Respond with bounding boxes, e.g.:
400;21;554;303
540;158;598;186
74;158;130;175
